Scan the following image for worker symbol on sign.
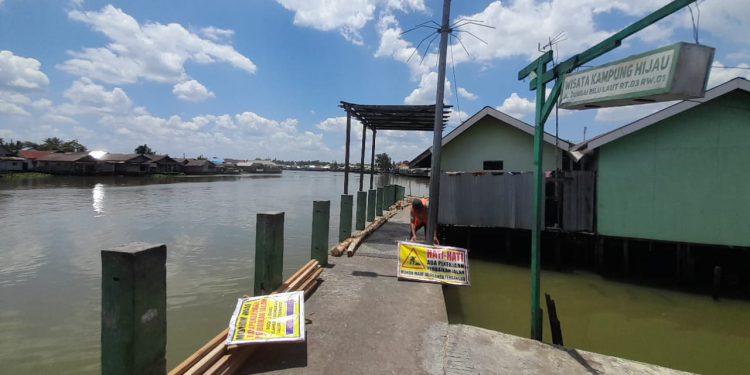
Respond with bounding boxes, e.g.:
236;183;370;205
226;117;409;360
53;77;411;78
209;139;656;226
401;248;426;270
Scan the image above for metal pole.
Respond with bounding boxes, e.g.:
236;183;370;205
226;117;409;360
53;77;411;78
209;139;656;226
529;61;548;341
359;123;367;192
426;0;451;243
344;107;351;194
370;129;376;189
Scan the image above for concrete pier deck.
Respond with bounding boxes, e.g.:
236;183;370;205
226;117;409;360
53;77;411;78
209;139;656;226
238;207;691;374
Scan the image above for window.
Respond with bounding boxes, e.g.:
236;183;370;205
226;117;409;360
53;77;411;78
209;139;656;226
483;160;503;170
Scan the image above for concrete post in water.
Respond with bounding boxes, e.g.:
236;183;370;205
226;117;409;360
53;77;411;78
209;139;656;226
384;185;395;210
367;189;376;222
254;212;284;295
311;201;330;267
375;187;384;217
396;185;405;203
339;194;353;242
356;191;367;230
101;243;167;375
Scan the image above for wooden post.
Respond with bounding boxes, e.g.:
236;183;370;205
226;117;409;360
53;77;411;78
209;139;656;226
675;243;682;283
713;265;722;300
356;191;367;230
554;234;562;271
596;237;605;273
367;189;376;222
504;229;513;262
622;239;630;275
685;244;695;283
311;201;330;267
101;243;167;375
339;194;353;242
375;187;384;217
254;212;284;295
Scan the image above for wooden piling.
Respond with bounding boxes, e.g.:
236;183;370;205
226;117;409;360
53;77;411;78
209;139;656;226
685;244;695;283
311;201;330;267
596;237;605;273
622;239;630;275
356;191;367;230
367;189;376;222
504;229;512;262
339;194;353;242
101;243;167;375
254;212;284;295
375;187;384;217
545;293;564;346
713;265;722;300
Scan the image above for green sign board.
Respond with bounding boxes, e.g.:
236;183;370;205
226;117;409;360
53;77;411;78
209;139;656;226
560;43;714;110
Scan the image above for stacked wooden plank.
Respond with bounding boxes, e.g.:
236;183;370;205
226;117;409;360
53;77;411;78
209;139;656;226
169;260;323;375
330;199;407;257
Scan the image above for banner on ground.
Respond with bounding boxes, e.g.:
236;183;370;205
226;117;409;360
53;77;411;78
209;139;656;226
397;241;470;286
226;291;305;345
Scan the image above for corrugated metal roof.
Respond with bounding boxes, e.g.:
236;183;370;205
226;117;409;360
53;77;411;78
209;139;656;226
100;153;144;162
37;152;95;162
18;150;52;160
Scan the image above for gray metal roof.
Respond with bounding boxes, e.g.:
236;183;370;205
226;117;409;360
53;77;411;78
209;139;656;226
340;102;451;131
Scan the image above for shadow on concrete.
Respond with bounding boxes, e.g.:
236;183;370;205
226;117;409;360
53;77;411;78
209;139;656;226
559;347;602;375
238;341;308;373
352;270;398;278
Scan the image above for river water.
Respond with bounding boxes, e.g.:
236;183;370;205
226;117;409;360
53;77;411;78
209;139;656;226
1;172;747;374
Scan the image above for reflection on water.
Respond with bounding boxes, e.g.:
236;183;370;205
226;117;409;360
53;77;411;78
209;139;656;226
92;183;105;216
445;259;750;375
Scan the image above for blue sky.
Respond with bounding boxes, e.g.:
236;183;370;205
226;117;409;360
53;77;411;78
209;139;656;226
1;0;748;162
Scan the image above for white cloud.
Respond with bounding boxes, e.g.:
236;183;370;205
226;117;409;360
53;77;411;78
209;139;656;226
457;87;477;101
496;92;535;119
59;5;255;84
404;71;452;105
0;50;50;91
200;26;234;41
707;61;750;88
277;0;425;45
60;78;132;115
172;80;215;102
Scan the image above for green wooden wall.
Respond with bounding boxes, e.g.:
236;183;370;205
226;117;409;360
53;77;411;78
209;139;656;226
441;116;562;172
597;90;750;247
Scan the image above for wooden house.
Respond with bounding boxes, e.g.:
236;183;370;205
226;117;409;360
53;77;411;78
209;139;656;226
97;153;151;175
36;152;97;175
145;154;180;174
572;77;750;247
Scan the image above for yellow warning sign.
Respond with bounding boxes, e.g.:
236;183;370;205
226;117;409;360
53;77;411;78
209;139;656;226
400;248;427;270
226;291;305;345
397;241;470;286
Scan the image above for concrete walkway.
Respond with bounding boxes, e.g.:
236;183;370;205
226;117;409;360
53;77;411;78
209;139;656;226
238;207;691;374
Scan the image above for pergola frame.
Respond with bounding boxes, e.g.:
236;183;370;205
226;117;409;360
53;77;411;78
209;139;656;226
339;101;451;193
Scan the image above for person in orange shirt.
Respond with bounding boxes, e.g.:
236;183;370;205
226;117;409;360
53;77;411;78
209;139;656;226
410;198;439;245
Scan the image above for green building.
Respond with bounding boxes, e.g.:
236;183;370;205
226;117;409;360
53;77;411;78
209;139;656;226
410;107;571;172
573;78;750;247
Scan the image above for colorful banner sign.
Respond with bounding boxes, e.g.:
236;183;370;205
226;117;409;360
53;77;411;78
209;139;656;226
397;241;470;286
226;291;305;345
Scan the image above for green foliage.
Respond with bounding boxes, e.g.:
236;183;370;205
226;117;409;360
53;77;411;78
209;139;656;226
134;144;154;155
35;137;87;152
375;153;393;171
